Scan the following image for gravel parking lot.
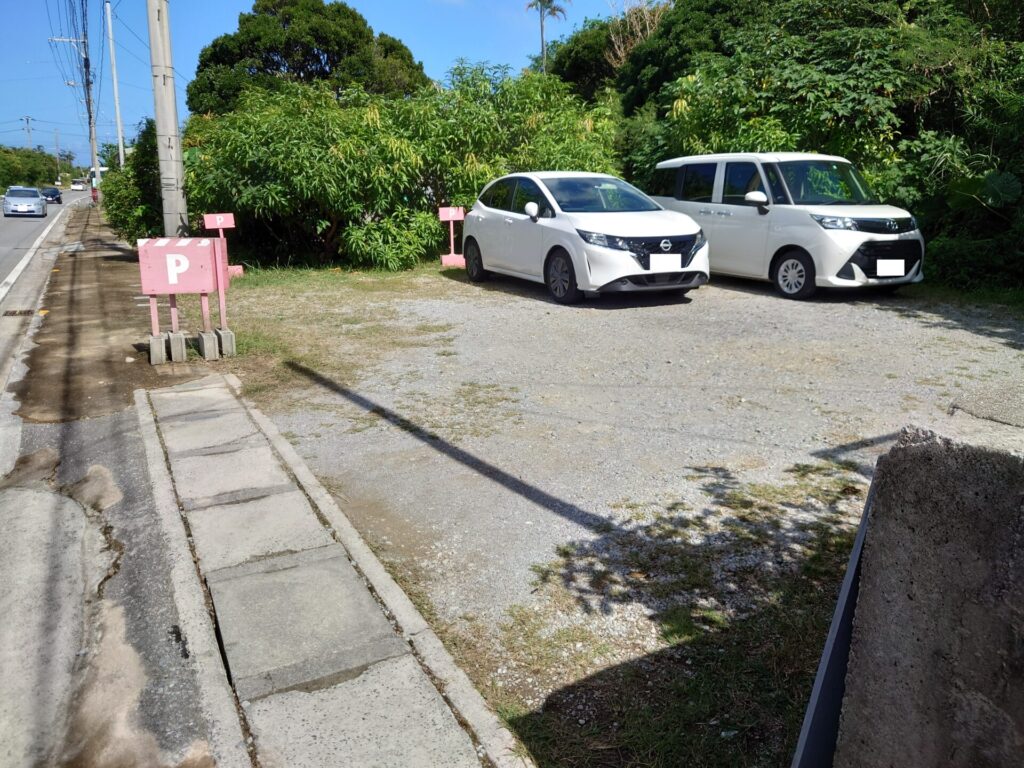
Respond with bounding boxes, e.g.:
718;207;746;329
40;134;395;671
232;268;1022;766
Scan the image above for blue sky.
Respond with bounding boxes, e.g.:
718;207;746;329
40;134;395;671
1;0;615;167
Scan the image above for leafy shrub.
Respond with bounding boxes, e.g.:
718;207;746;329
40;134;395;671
100;120;163;241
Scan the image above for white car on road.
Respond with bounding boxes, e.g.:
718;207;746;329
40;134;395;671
463;172;709;304
649;153;925;299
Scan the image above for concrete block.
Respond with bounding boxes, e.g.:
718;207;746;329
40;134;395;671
215;328;236;357
834;429;1024;768
148;334;167;365
187;490;333;572
167;445;293;510
168;332;187;363
248;654;480;768
198;331;220;361
206;545;407;701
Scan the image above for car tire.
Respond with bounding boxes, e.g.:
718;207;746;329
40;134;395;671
545;249;583;305
772;250;816;300
464;239;489;283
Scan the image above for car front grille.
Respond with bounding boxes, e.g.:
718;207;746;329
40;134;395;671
838;240;923;279
853;218;917;234
626;235;698;270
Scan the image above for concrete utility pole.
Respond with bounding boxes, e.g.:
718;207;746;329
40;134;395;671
49;30;99;195
146;0;188;236
105;0;126;168
22;116;32;149
55;129;60;181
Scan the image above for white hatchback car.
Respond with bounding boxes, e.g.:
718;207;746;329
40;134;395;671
649;153;925;299
462;172;709;304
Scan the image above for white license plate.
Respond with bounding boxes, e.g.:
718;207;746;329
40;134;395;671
648;253;680;272
876;259;905;277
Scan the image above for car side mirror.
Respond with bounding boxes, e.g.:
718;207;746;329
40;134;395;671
745;190;769;207
524;202;539;221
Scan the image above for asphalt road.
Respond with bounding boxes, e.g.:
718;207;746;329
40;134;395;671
0;191;89;287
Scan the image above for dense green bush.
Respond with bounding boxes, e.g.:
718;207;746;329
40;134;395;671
183;66;618;268
101;120;163;242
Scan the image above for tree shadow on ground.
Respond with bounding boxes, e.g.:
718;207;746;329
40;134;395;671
283;363;862;767
508;514;855;768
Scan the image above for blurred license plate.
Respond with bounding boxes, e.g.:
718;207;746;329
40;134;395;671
649;253;679;272
876;259;905;277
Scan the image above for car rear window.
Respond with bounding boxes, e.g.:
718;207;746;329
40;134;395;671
647;167;679;197
481;179;515;211
679;164;716;202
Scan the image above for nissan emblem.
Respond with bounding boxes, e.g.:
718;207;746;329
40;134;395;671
660;239;672;252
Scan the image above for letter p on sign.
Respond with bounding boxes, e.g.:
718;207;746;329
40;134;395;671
167;254;190;285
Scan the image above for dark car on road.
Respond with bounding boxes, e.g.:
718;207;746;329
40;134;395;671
41;187;63;204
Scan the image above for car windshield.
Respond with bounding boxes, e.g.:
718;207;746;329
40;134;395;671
543;177;660;213
7;189;40;198
43;188;58;194
777;160;878;205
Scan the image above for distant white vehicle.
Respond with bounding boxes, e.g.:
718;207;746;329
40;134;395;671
649;152;925;299
70;179;86;191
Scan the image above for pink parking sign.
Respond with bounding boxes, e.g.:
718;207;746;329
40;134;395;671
203;212;236;230
138;237;218;295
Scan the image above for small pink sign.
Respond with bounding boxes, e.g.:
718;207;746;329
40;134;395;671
203;212;236;230
438;206;465;222
138;237;218;295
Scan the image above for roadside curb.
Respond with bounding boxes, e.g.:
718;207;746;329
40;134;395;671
223;373;535;768
134;388;253;768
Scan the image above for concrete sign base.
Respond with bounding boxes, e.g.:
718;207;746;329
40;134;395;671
198;331;220;361
148;334;167;366
168;332;187;363
215;328;236;357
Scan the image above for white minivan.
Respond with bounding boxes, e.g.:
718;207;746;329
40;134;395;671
649;153;925;299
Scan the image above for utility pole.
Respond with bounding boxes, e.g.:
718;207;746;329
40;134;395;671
55;129;60;182
105;0;126;168
50;30;100;200
147;0;188;235
22;116;32;149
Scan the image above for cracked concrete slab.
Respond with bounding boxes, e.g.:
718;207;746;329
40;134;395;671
248;654;481;768
207;545;407;701
150;386;241;421
167;445;293;510
951;381;1024;429
187;490;333;572
159;410;260;456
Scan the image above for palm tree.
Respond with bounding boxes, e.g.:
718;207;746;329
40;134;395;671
527;0;570;74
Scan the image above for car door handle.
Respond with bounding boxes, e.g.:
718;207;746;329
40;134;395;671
716;211;733;217
503;217;513;224
698;209;713;215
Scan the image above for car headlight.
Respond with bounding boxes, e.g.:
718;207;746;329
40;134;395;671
577;230;631;250
690;229;707;255
909;215;919;231
811;214;858;231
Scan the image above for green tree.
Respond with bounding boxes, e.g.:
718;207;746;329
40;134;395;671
527;0;571;74
548;18;615;101
186;0;429;115
101;120;163;241
0;146;60;188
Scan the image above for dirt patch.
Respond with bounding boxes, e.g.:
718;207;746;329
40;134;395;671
12;207;203;422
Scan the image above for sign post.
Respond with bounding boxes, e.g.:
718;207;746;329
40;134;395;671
438;206;465;268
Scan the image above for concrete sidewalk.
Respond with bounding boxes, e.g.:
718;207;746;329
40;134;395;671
138;373;529;768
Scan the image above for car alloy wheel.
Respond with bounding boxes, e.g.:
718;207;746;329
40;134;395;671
465;240;489;283
545;250;582;304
